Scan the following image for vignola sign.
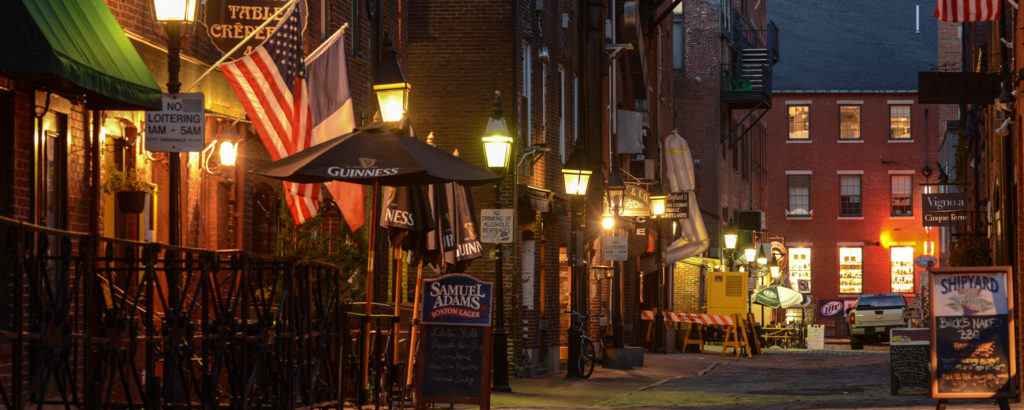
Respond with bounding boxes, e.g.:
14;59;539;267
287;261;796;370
922;192;969;227
205;0;308;59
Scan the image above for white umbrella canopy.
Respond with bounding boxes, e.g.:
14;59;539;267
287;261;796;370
751;285;804;309
662;131;709;263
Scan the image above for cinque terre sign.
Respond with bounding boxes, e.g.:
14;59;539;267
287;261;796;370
205;0;307;59
922;192;969;227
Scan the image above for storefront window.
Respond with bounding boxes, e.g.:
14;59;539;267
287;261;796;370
789;247;811;293
839;247;862;294
891;246;914;293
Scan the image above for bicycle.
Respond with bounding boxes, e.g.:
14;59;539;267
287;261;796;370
565;310;601;378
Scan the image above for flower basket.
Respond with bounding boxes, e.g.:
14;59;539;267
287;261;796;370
116;191;147;214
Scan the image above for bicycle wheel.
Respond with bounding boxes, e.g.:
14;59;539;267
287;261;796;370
579;338;596;379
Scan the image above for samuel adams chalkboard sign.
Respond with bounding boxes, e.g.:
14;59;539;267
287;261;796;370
929;267;1017;399
416;274;492;409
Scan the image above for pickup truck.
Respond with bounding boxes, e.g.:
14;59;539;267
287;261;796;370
847;293;909;349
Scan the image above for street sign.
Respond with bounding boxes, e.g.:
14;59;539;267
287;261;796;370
664;192;689;218
145;93;205;152
480;208;514;243
603;236;628;261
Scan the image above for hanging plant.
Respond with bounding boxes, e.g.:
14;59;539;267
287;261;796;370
102;166;156;214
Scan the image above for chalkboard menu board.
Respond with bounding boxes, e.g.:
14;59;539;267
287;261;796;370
930;267;1017;399
419;325;490;401
891;328;930;395
415;274;493;408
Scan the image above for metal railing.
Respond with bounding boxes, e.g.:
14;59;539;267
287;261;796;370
0;216;397;409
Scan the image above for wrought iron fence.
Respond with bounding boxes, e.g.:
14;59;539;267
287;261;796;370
0;216;398;409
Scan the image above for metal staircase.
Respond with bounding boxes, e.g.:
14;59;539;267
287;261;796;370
739;48;769;92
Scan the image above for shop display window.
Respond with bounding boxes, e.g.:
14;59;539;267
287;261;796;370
890;246;914;293
789;247;811;293
839;247;862;294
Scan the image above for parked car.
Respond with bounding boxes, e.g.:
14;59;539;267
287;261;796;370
847;293;909;349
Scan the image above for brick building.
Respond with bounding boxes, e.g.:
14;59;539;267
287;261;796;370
762;1;948;330
669;0;777;312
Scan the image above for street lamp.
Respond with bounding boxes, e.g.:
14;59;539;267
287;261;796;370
605;169;626;349
373;36;411;124
562;147;589;377
723;232;738;271
649;184;667;353
482;90;512;392
153;0;197;247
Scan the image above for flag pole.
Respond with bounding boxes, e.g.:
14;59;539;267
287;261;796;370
182;0;300;93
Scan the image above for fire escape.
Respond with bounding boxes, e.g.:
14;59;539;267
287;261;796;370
721;8;778;149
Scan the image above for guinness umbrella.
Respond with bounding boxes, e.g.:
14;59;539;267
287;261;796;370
253;123;500;185
252;123;499;394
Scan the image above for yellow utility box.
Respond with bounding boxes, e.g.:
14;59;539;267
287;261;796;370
706;272;748;316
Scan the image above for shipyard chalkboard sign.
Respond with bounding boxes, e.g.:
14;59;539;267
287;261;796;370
930;267;1017;399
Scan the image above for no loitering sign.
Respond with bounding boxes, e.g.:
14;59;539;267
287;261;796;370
145;93;205;152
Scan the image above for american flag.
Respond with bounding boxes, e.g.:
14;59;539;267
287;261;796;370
935;0;1000;22
221;3;321;224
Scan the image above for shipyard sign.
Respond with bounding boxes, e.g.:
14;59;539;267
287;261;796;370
922;193;970;227
420;274;493;326
205;0;307;59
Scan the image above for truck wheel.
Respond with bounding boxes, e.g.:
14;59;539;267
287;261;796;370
850;336;864;350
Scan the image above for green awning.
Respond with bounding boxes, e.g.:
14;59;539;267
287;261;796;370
0;0;162;110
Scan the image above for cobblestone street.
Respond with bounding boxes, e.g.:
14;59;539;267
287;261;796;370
490;341;1019;409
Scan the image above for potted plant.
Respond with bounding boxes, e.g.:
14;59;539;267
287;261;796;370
102;166;156;214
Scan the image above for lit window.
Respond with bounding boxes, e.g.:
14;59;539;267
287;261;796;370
891;175;912;216
890;105;911;140
787;175;810;217
839;247;863;294
891;246;914;293
788;105;809;140
839;105;860;140
840;175;862;217
789;247;811;293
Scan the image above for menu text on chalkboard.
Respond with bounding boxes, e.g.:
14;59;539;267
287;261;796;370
930;267;1017;399
419;325;489;400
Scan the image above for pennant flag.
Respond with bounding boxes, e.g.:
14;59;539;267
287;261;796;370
306;26;365;230
935;0;1000;22
220;3;321;225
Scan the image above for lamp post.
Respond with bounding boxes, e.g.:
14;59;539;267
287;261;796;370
153;1;196;407
153;0;197;247
605;169;626;349
649;185;667;353
723;232;738;270
562;147;590;378
482;90;512;392
373;35;411;124
361;35;410;405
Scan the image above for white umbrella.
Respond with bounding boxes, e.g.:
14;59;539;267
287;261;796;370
751;285;804;309
662;131;709;263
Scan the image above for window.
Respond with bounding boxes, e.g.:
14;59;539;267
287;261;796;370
839;105;860;140
522;41;532;146
891;175;912;216
672;13;684;72
840;175;862;217
787;174;810;217
891;246;914;293
788;105;809;140
890;105;911;140
839;247;863;294
789;247;811;293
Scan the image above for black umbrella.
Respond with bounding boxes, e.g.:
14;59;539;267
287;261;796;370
252;123;498;392
252;123;501;185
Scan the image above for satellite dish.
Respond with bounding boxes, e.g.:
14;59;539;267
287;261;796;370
914;255;938;268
